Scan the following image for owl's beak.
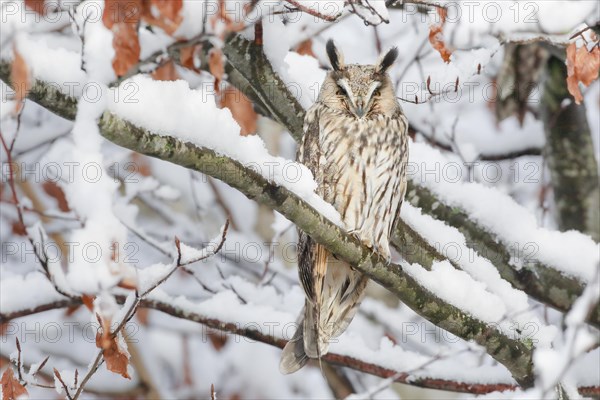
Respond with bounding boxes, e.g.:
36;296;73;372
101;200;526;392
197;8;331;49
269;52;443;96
354;97;366;118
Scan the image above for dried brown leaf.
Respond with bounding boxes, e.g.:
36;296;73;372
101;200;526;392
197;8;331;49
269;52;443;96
151;60;179;81
103;0;142;77
103;0;141;28
179;45;202;72
24;0;44;14
130;152;152;177
11;48;30;114
577;45;600;86
566;43;600;104
1;368;28;400
136;308;149;326
295;39;316;57
208;331;228;351
64;305;82;316
142;0;183;36
117;277;137;290
428;8;452;63
11;221;26;236
96;333;131;379
112;24;141;77
220;87;257;136
42;181;69;212
208;48;225;93
81;294;95;312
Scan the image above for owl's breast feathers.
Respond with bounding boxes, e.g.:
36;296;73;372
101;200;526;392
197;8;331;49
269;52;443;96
301;103;408;259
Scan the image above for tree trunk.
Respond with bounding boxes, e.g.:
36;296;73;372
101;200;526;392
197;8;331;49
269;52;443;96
541;55;600;242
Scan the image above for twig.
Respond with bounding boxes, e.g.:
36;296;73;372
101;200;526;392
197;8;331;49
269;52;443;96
70;222;229;398
15;338;23;382
54;368;74;400
9;101;25;152
1;131;73;298
282;0;340;21
8;295;600;396
207;177;239;231
71;351;103;400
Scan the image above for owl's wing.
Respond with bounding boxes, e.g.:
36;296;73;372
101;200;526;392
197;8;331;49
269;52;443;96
389;112;410;237
281;106;325;374
297;106;322;183
296;105;324;303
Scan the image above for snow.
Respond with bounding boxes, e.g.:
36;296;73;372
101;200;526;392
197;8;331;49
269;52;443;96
401;204;556;346
0;269;515;386
173;0;210;39
409;142;600;283
331;334;514;385
262;14;327;110
153;185;181;201
72;0;116;85
0;272;65;316
108;75;344;226
263;15;292;76
61;86;129;294
14;33;86;97
403;260;507;322
440;0;599;48
28;358;46;376
284;52;327;109
533;272;600;396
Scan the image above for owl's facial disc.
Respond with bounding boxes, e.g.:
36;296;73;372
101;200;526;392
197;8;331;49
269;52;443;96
337;78;381;118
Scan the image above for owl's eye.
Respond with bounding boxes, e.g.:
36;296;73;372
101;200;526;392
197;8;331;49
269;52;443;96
338;86;348;96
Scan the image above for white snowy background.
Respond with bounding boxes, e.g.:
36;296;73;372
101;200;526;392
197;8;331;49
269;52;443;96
0;0;599;399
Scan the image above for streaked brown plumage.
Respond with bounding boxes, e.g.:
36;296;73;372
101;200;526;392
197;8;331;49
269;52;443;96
280;40;409;373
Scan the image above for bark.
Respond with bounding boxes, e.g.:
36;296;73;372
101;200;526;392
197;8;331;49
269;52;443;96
540;55;600;242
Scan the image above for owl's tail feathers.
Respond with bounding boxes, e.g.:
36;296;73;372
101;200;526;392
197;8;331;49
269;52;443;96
279;323;309;374
280;301;332;374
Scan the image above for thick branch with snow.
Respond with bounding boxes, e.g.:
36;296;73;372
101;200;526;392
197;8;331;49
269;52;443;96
1;58;538;387
191;34;598;327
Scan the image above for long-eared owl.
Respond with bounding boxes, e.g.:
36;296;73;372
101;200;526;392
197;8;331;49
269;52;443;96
280;40;409;373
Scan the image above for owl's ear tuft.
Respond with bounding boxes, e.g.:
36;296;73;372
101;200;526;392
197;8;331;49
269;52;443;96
326;39;345;71
376;47;399;73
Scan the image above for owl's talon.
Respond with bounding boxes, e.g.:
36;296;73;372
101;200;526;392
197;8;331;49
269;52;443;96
372;244;391;263
347;230;362;243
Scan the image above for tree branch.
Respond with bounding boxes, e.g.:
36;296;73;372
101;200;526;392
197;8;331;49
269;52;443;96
2;297;599;396
197;34;597;328
0;62;536;387
403;183;599;328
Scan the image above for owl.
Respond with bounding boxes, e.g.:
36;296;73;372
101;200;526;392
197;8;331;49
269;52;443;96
280;40;409;373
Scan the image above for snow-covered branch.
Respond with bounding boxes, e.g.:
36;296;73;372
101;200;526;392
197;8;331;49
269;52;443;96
0;60;537;387
190;35;599;327
2;294;599;397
